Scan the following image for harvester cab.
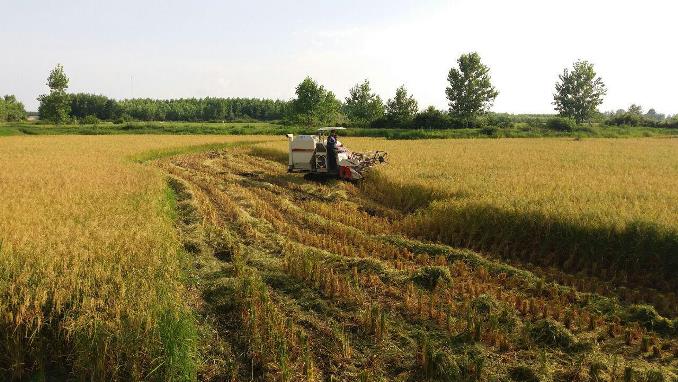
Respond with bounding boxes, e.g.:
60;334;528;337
286;127;387;180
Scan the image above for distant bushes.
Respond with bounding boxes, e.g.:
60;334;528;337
371;109;515;130
0;95;27;122
546;117;576;131
81;115;101;125
368;107;678;131
411;107;450;129
604;112;675;128
604;106;678;129
528;319;575;349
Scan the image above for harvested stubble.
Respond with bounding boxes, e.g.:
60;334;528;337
158;144;677;381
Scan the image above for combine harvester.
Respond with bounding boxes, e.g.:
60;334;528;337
287;127;387;181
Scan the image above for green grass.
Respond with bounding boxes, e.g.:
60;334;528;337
2;121;675;139
0;126;22;136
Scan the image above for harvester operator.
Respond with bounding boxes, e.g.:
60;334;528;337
327;129;338;173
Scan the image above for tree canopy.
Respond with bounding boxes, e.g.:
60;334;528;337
47;63;69;91
0;95;27;122
344;79;384;126
553;60;606;123
446;52;498;120
385;85;418;123
38;64;71;123
291;77;343;126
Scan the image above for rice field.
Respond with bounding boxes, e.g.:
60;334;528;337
0;135;271;380
255;137;678;313
160;144;678;381
362;138;678;312
1;135;676;381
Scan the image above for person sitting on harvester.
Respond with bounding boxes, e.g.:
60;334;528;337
326;129;339;173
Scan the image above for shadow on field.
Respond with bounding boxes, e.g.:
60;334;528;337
400;201;678;314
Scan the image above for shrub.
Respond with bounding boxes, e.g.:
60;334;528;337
384;130;429;140
411;266;451;290
480;125;498;136
645;370;665;382
663;117;678;129
546;117;576;132
606;113;644;127
528;319;575;349
0;95;27;122
509;365;540;382
81;115;101;125
412;107;449;130
524;117;546;128
120;122;143;130
625;305;674;335
471;294;496;315
113;113;133;124
481;113;514;129
370;116;414;129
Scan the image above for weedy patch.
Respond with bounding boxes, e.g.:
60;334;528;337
625;305;675;335
412;266;451;290
509;365;541;382
528;319;576;349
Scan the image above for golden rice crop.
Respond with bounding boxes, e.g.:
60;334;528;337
255;137;678;295
254;137;678;231
350;137;678;229
0;135;271;380
2;133;677;380
359;138;678;292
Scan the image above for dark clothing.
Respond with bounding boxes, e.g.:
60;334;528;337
327;135;337;172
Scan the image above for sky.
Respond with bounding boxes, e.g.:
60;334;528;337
2;0;676;114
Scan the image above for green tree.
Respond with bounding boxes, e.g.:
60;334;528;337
70;93;120;120
38;64;71;123
645;108;665;121
627;104;643;115
0;95;27;122
446;52;498;120
318;91;344;125
385;85;418;124
344;79;384;126
291;77;343;126
553;60;606;123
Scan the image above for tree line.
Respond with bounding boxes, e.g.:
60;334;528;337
35;65;288;124
25;57;678;129
287;53;675;129
68;96;289;122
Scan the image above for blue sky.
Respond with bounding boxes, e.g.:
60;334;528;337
2;0;676;114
